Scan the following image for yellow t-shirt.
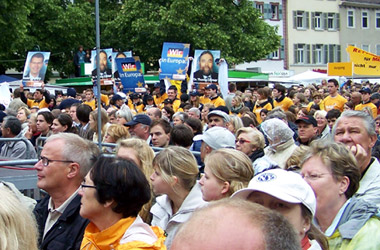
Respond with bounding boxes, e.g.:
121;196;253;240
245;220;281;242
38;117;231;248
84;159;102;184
355;102;378;118
273;97;294;112
253;101;273;124
322;94;347;112
210;96;226;107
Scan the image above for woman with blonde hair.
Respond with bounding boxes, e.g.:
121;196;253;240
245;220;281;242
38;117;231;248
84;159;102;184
89;108;109;142
230;95;244;114
116;138;155;223
150;146;206;249
0;187;38;250
200;148;254;201
227;115;243;135
17;106;31;136
103;124;130;153
301;140;380;249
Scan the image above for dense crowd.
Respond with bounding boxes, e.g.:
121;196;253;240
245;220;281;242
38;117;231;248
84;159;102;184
1;78;380;250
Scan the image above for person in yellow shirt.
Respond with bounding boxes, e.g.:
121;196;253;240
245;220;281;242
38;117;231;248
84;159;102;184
307;93;324;112
355;87;378;118
152;82;167;109
253;88;273;124
19;83;51;109
83;88;109;110
205;84;225;107
79;156;166;250
128;93;144;114
272;83;293;112
322;79;347;112
167;85;181;112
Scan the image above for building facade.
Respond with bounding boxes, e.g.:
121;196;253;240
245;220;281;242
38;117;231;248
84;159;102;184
339;0;380;62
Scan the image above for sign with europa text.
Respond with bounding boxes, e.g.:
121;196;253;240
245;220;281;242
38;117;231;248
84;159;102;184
346;46;380;76
328;62;353;76
116;57;146;94
159;42;190;81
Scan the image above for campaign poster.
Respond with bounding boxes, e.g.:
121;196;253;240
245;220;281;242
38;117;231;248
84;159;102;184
22;51;50;87
116;57;146;94
159;42;190;81
91;48;113;85
112;51;133;74
192;50;220;89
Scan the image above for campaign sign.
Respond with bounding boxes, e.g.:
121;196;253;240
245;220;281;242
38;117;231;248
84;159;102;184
22;51;51;87
112;51;133;74
159;42;190;81
91;48;113;85
192;50;220;89
116;57;146;94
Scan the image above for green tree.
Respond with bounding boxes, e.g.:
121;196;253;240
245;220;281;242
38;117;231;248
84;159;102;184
27;0;95;77
103;0;281;70
0;0;34;74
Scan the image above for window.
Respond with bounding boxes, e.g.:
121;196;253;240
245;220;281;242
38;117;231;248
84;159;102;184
327;13;339;30
347;10;355;28
362;11;369;28
270;50;280;59
376;45;380;56
376;12;380;28
313;12;323;30
255;2;264;15
270;3;279;20
312;44;325;64
325;44;341;63
293;11;309;30
362;44;370;52
294;44;310;64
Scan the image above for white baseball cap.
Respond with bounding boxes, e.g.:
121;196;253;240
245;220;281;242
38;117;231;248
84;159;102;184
199;126;236;150
232;169;316;216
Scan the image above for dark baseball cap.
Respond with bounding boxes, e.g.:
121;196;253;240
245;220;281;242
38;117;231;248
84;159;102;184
295;116;317;127
205;84;217;90
124;114;151;127
359;87;371;94
371;92;380;100
163;98;173;104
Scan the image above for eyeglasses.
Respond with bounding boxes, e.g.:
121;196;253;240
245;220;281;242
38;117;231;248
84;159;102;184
301;173;331;181
235;138;251;144
80;183;97;190
38;156;74;167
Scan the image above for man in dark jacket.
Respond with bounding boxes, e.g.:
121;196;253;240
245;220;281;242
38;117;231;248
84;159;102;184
33;133;99;250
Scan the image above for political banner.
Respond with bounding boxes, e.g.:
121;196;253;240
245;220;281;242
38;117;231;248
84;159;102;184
328;62;353;76
112;51;133;74
346;46;380;76
190;50;221;89
116;57;146;94
22;51;50;87
159;42;190;81
91;48;113;85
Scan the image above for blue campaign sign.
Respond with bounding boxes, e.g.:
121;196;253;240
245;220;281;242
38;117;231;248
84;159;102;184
159;42;190;81
116;57;146;94
22;51;51;87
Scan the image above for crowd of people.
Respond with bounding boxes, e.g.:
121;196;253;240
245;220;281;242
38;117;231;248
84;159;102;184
1;78;380;249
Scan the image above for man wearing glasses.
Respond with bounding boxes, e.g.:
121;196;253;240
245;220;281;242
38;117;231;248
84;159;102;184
33;133;100;250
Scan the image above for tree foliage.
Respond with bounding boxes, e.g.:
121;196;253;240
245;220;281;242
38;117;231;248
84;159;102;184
28;0;95;77
0;0;34;74
103;0;281;70
0;0;280;75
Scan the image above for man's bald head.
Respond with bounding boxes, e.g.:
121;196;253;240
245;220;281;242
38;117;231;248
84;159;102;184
171;199;300;250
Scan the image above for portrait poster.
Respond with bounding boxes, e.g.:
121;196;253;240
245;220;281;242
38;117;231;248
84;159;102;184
192;50;220;90
112;51;133;74
91;48;113;86
116;57;146;94
159;42;190;81
22;51;50;87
